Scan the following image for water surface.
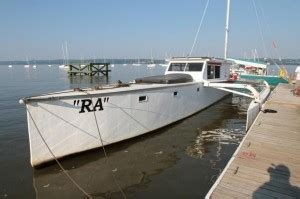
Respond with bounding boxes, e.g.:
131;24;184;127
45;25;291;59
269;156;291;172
0;64;295;198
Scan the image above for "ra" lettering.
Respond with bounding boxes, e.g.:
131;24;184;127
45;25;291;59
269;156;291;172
78;98;104;113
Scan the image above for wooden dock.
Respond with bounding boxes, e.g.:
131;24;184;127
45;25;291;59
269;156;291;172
206;83;300;198
68;63;111;76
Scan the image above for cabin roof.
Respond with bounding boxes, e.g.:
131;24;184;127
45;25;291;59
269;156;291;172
170;57;225;62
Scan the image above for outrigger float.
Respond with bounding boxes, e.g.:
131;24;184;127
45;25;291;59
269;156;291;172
19;57;270;167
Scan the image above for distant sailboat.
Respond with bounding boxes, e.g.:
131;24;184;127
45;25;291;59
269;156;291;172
133;57;141;66
160;53;170;67
48;59;52;67
24;57;30;68
59;42;69;69
147;50;156;68
80;56;86;67
33;62;37;69
123;58;127;66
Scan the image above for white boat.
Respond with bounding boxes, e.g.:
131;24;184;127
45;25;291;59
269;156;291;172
160;64;168;67
20;57;230;166
147;50;156;68
59;42;69;69
133;58;141;66
48;65;52;67
24;56;30;68
19;0;270;167
33;65;37;69
8;65;12;68
147;63;156;68
20;56;270;167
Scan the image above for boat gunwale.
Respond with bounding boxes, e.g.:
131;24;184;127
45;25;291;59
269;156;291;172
23;80;230;103
23;81;203;103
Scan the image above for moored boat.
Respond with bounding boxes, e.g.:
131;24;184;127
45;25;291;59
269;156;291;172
229;58;288;86
20;57;235;167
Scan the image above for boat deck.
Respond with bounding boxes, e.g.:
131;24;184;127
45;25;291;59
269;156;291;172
206;83;300;198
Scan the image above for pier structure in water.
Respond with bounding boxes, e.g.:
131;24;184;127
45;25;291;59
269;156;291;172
67;63;111;77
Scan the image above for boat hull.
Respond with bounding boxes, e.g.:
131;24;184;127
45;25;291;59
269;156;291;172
239;74;288;86
26;83;228;166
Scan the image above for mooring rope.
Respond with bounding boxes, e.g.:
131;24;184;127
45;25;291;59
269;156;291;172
188;0;210;57
254;0;283;71
26;107;92;198
84;91;127;199
252;0;268;59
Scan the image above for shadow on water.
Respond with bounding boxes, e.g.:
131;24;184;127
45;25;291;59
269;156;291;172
32;95;250;198
253;164;300;198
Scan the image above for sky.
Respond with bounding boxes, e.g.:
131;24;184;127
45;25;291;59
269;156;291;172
0;0;299;61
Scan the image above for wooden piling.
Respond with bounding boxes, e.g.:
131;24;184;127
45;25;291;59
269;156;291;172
67;63;111;77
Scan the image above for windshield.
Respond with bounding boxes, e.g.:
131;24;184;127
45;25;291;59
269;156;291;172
168;63;203;72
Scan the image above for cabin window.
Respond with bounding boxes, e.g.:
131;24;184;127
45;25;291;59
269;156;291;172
168;63;186;71
215;65;220;78
186;63;203;71
168;63;203;71
207;65;214;79
139;96;148;102
207;65;221;79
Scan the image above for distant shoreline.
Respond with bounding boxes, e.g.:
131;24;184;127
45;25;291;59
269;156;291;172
1;58;300;65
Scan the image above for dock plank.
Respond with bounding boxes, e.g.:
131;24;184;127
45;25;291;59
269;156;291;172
206;84;300;198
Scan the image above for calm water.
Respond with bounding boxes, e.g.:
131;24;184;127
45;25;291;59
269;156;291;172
0;64;295;198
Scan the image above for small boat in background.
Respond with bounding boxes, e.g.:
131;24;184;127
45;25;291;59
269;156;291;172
133;58;141;66
147;63;156;68
8;65;12;68
24;56;30;68
229;58;288;86
147;50;156;68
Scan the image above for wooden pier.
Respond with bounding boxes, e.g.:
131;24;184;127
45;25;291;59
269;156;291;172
67;63;111;76
206;83;300;198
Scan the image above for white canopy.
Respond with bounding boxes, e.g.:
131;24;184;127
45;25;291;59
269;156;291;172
227;58;267;69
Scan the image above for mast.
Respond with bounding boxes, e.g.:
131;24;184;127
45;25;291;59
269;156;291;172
65;41;69;65
224;0;231;59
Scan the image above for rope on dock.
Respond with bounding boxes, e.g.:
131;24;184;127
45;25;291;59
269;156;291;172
26;107;92;198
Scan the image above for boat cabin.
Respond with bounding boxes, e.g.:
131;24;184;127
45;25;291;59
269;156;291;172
165;57;231;82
